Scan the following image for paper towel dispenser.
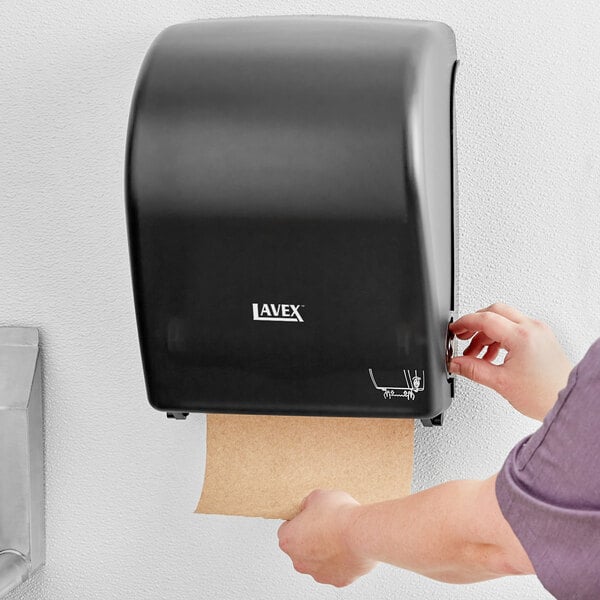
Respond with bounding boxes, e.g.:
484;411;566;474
126;16;458;426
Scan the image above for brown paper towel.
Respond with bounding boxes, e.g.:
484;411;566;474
196;414;414;520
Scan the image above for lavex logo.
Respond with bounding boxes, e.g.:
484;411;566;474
252;303;304;323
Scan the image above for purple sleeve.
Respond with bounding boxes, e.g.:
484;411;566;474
496;338;600;599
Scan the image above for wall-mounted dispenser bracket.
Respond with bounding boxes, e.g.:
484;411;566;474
0;328;45;597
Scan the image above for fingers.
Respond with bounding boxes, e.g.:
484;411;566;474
451;303;524;361
450;311;518;350
448;355;501;389
277;521;289;546
464;331;496;357
464;335;503;363
299;490;316;512
483;341;501;362
477;302;528;324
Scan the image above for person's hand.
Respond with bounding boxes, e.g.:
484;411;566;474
277;489;376;587
448;303;573;421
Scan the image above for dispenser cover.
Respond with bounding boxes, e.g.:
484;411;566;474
126;17;457;418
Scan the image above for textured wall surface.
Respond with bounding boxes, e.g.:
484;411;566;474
2;1;600;599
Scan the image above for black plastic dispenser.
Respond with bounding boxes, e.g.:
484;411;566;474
126;17;458;425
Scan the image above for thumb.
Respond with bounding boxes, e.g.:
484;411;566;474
449;356;499;389
299;489;322;512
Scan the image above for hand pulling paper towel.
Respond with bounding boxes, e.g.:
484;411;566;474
196;414;414;520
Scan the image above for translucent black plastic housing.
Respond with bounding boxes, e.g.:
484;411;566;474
126;17;457;420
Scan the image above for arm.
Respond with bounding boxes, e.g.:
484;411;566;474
278;476;533;588
278;302;573;586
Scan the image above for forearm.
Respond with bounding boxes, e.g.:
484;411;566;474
343;476;533;583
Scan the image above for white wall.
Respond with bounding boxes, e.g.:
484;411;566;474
2;1;599;598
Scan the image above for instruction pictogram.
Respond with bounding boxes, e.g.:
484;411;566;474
368;368;425;400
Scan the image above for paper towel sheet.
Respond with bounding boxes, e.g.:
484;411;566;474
196;414;414;520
